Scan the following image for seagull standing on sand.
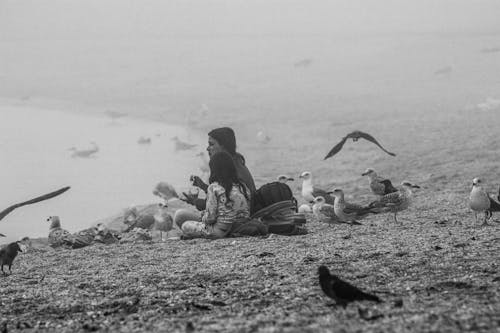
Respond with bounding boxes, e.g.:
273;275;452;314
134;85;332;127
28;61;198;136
468;178;500;225
153;203;174;241
328;188;376;224
277;175;294;183
312;196;340;225
47;216;92;249
369;181;420;224
299;171;334;204
324;131;396;160
172;136;197;151
361;168;398;196
69;142;99;158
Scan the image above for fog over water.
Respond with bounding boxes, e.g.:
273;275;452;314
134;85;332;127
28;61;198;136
1;0;500;239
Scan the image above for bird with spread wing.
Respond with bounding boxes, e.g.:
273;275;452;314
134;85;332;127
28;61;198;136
324;130;396;160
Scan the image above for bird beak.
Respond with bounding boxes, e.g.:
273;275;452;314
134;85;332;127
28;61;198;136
412;184;421;189
361;171;368;176
299;175;303;179
0;233;5;237
287;177;295;182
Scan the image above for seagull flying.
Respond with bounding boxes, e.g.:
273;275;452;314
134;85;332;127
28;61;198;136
153;182;179;204
318;265;382;307
328;188;377;224
361;168;398;196
369;181;420;224
299;171;334;204
0;186;70;222
324;131;396;160
469;178;500;225
172;136;197;151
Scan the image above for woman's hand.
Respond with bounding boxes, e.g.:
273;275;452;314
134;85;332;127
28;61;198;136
180;192;198;205
190;175;208;192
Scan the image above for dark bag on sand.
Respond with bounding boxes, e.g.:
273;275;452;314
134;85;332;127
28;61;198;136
230;219;269;237
251;201;307;236
253;182;298;213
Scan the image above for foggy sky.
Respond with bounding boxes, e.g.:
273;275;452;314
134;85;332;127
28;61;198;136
1;0;500;41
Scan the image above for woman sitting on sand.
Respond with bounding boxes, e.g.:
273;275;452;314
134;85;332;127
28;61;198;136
175;127;256;228
179;151;251;239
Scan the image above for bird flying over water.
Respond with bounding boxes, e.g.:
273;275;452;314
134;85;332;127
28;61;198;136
361;168;398;196
299;171;334;204
324;131;396;160
0;186;70;222
318;265;381;307
172;136;197;151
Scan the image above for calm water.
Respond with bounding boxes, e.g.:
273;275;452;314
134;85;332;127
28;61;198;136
0;104;205;241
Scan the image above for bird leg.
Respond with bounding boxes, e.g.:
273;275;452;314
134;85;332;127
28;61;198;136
482;212;489;226
474;212;478;224
1;265;5;276
393;213;398;224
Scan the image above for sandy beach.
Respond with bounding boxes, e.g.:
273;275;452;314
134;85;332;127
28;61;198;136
1;1;500;331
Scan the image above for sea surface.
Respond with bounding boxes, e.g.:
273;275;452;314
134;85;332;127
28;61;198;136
0;104;205;241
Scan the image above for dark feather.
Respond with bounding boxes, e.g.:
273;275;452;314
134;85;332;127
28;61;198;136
380;179;398;195
324;130;396;160
0;186;71;222
489;196;500;212
323;136;348;160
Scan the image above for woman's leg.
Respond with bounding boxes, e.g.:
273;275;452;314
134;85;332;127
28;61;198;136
174;209;201;229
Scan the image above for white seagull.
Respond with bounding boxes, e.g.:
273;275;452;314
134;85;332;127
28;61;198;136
469;178;500;225
153;203;174;241
369;181;420;224
299;171;334;204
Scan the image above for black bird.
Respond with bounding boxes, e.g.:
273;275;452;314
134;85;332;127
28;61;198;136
324;130;396;160
0;186;70;222
318;265;382;307
0;242;23;275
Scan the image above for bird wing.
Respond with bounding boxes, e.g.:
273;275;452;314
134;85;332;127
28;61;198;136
489;195;500;212
356;131;396;157
312;188;335;205
0;233;5;237
381;179;398;194
0;186;71;222
324;136;348;160
319;204;337;218
343;202;372;216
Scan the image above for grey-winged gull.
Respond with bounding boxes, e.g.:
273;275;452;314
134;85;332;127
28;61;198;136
312;196;341;226
469;178;500;225
47;216;92;249
361;168;398;196
368;181;420;224
327;188;374;224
